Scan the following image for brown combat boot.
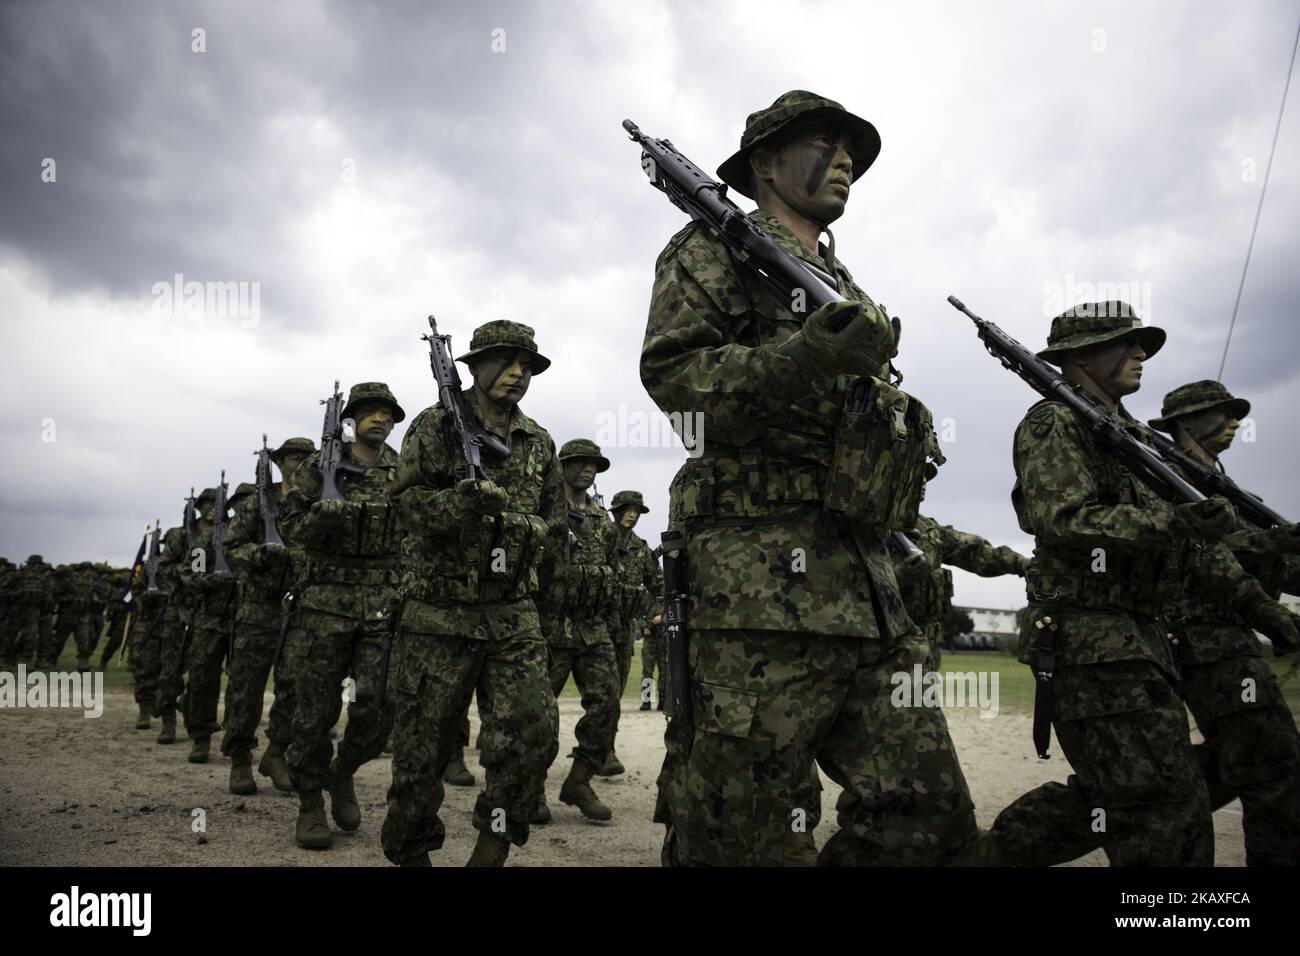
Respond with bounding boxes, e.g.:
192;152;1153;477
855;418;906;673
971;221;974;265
295;789;333;849
258;741;294;792
598;750;625;776
156;714;177;744
466;830;511;867
188;735;211;764
559;758;612;821
134;705;152;730
328;757;361;831
442;747;476;787
229;753;257;795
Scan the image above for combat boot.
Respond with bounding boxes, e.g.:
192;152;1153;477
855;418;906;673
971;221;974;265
188;735;211;764
258;741;294;792
466;830;511;867
328;757;361;832
156;714;177;744
531;791;552;825
559;758;612;821
134;705;152;730
442;747;476;787
295;789;333;850
229;753;257;795
598;750;625;776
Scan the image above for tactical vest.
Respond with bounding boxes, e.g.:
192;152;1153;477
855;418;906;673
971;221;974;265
1019;400;1192;615
562;502;615;618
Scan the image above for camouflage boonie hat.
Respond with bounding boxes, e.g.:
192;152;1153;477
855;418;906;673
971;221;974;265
1149;380;1250;433
229;482;257;506
455;320;552;375
342;382;405;424
717;90;883;200
558;438;610;473
271;436;315;465
196;487;219;509
26;554;43;564
609;490;650;514
1037;301;1166;366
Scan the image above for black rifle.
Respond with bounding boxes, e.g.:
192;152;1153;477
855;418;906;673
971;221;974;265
213;471;233;577
660;530;692;742
949;294;1208;761
272;591;296;669
255;434;285;546
377;591;406;705
319;380;366;502
121;527;148;608
421;315;508;485
947;296;1205;505
624;119;922;559
145;519;161;593
176;602;199;689
1135;423;1290;529
184;489;198;552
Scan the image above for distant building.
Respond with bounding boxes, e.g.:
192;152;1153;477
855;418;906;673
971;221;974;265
951;606;1019;650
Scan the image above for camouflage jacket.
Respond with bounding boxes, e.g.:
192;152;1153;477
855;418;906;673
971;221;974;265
896;514;1027;630
550;493;619;647
280;443;400;620
614;527;663;628
180;526;238;618
223;487;301;629
640;210;912;638
54;566;92;612
1013;399;1267;667
14;560;56;608
390;389;567;640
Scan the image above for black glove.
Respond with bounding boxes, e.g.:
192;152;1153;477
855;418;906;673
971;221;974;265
1247;600;1300;656
1172;496;1236;542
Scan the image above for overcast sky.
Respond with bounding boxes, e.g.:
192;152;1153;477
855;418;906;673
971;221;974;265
2;0;1297;612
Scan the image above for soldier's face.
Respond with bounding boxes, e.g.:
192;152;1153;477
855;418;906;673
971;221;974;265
472;349;533;407
279;452;308;479
563;458;597;489
752;123;857;226
617;506;640;529
352;403;395;447
1180;409;1239;454
1080;334;1147;397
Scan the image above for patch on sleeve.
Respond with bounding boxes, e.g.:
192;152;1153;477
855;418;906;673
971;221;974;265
1024;404;1060;440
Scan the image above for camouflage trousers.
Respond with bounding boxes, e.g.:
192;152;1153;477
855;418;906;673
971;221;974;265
284;607;394;794
128;601;167;709
156;599;195;717
220;615;297;760
658;628;978;867
3;604;51;663
543;620;619;771
608;623;635;753
641;628;667;704
181;615;230;741
988;658;1213;866
39;609;101;668
98;608;131;667
381;620;554;863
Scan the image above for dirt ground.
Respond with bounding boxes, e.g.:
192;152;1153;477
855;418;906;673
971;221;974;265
0;685;1248;867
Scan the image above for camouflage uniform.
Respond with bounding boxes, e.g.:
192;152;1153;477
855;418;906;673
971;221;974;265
180;489;239;752
985;306;1283;866
640;91;976;866
97;567;133;668
610;491;664;720
539;440;621;802
148;524;188;723
41;563;102;669
895;514;1029;668
279;385;402;820
0;558;16;662
640;544;669;708
381;327;564;864
6;555;55;665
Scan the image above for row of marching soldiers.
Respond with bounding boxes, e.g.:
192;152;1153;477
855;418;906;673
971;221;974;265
0;559;134;671
99;320;667;865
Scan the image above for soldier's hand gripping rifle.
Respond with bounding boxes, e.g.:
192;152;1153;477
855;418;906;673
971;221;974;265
319;380;367;502
624;119;921;558
660;530;692;743
255;434;285;546
947;296;1206;505
421;315;508;487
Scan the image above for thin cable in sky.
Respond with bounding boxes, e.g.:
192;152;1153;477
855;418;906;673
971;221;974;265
1218;16;1300;380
